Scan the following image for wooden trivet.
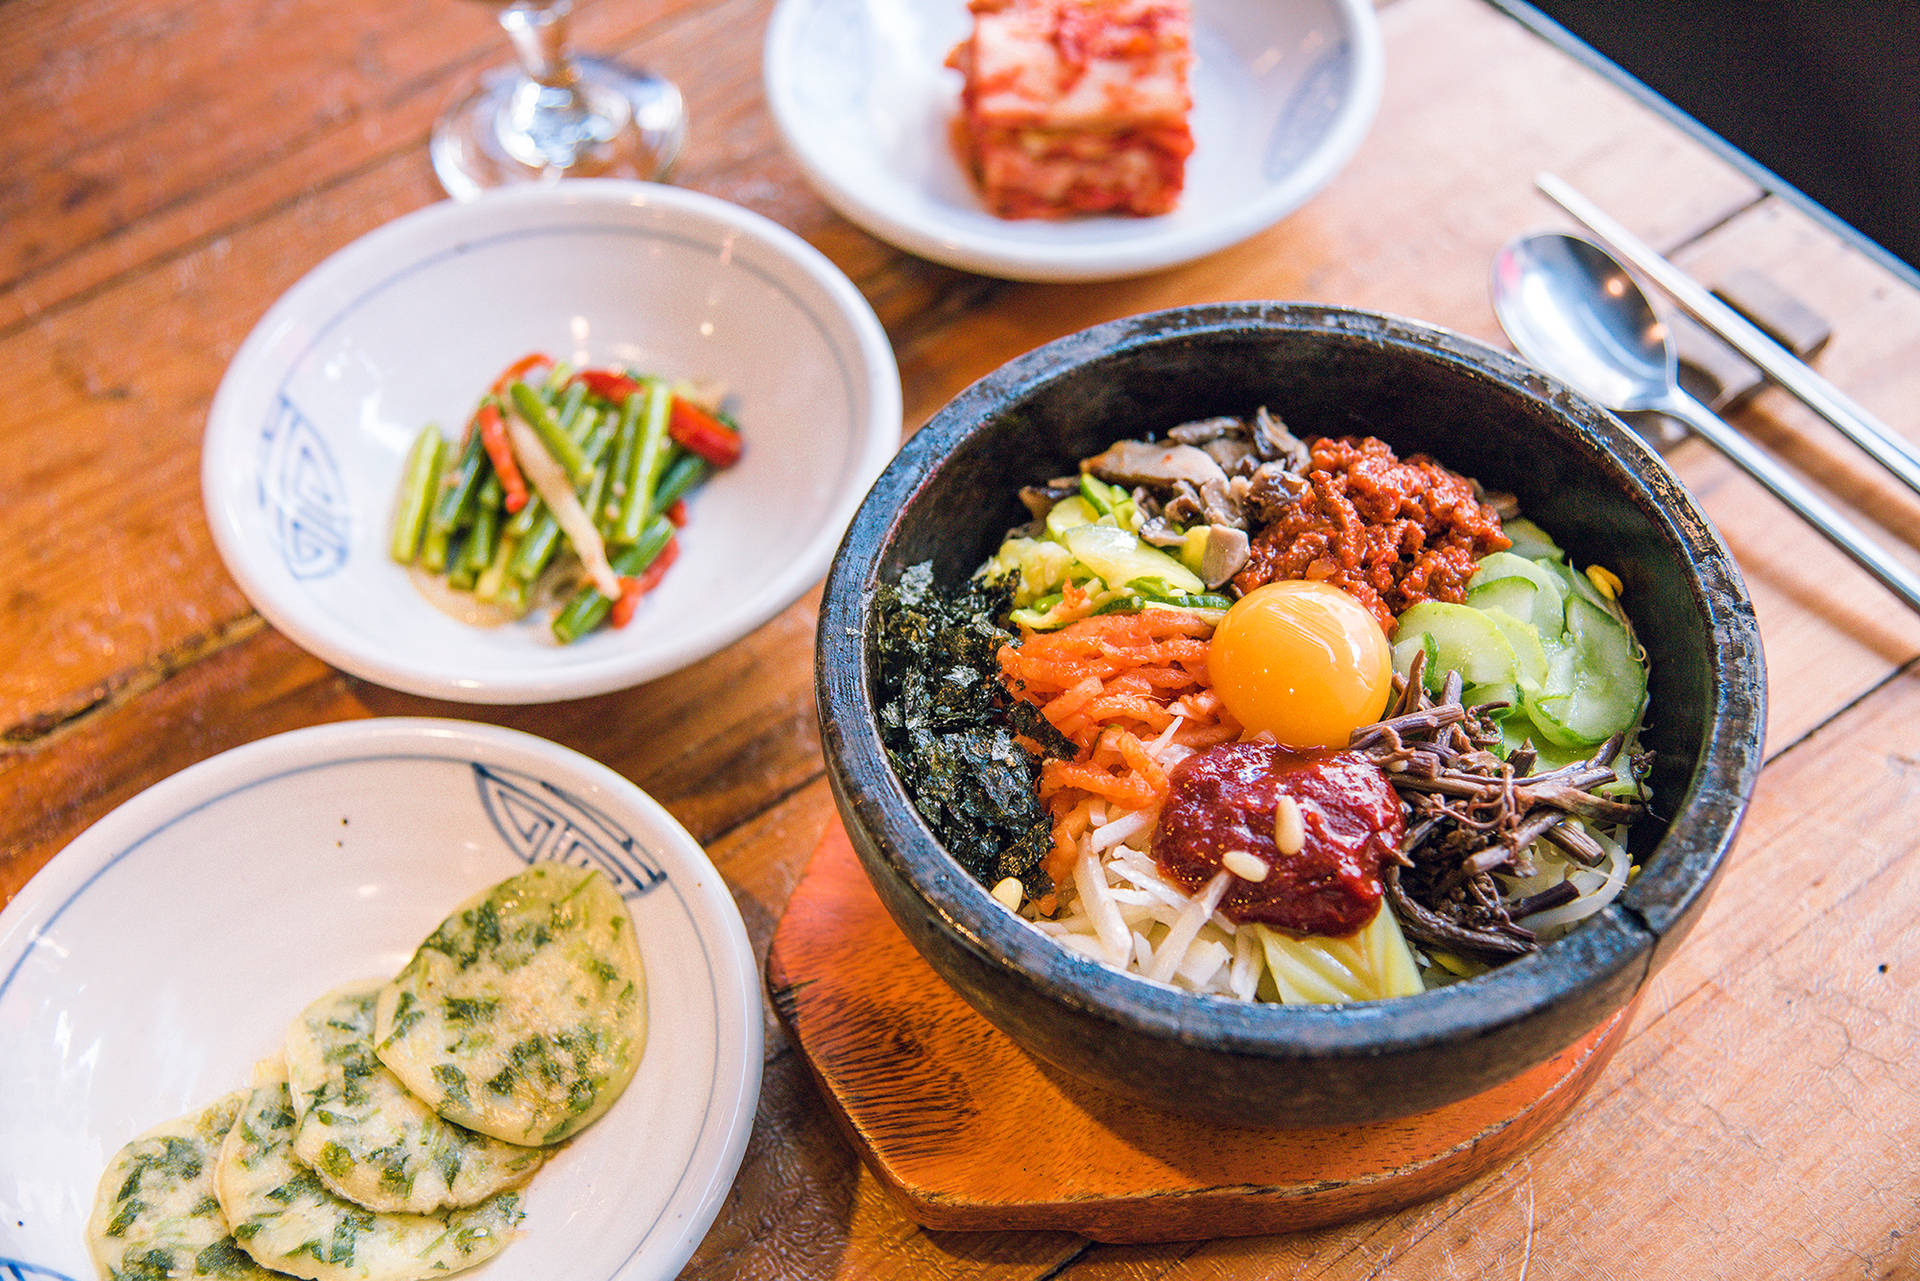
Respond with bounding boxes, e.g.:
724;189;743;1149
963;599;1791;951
766;820;1638;1243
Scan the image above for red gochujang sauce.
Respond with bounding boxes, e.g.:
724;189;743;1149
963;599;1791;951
1151;741;1404;937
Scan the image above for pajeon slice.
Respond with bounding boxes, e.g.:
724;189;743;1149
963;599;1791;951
373;864;647;1146
87;1089;282;1281
215;1068;521;1281
285;980;545;1214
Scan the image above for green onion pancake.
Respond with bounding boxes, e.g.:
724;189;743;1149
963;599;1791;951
372;864;647;1146
214;1068;521;1281
285;980;545;1214
86;1090;280;1281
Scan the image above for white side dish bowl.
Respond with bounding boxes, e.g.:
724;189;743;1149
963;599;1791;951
763;0;1383;282
0;718;764;1281
204;181;902;703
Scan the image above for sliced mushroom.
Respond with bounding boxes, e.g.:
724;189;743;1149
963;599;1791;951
1083;440;1228;491
1199;435;1258;476
1482;488;1521;520
1018;478;1079;520
1161;481;1206;526
1167;415;1248;446
1137;515;1188;548
1197;477;1243;528
1251;406;1309;468
1198;524;1250;588
1244;462;1308;522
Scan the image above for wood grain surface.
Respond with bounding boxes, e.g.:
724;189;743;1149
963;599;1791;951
4;0;1917;1275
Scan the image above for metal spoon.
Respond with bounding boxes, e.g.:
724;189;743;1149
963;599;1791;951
1491;231;1920;615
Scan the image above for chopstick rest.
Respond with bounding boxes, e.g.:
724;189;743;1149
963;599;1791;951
1678;271;1833;400
1642;269;1836;450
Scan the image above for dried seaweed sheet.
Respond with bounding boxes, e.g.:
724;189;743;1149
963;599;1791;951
872;563;1070;895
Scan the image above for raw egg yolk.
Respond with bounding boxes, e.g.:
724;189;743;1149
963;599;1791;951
1210;580;1393;749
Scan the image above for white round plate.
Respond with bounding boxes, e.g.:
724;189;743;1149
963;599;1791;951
764;0;1383;282
0;719;763;1281
203;181;902;703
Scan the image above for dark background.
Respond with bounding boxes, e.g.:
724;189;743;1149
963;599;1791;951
1506;0;1920;274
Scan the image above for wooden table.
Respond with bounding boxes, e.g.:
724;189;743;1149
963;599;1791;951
6;0;1918;1275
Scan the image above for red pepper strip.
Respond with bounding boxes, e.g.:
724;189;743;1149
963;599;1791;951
490;352;553;396
634;537;680;594
668;399;743;467
474;402;530;514
665;498;688;527
570;369;643;406
610;580;642;629
610;539;680;628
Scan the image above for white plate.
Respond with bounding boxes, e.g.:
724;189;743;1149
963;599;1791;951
203;181;902;703
764;0;1383;282
0;719;763;1281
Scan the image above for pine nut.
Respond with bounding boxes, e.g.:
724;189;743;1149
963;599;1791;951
990;876;1024;911
1273;794;1305;855
1222;849;1270;882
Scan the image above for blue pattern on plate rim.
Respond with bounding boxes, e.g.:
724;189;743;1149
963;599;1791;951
0;1260;77;1281
256;393;351;581
474;763;668;899
0;750;724;1281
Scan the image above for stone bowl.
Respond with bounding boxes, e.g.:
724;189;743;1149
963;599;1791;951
816;302;1764;1127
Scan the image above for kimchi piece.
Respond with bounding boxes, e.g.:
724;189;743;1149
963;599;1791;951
947;0;1195;219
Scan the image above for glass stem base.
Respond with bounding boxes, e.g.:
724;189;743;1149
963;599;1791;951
431;56;688;199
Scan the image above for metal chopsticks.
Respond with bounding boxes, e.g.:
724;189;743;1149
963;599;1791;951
1536;171;1920;502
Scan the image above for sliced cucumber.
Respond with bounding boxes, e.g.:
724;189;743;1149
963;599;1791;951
1045;494;1100;539
1061;523;1204;595
1130;577;1228;609
1392;601;1519;689
1078;473;1118;515
980;536;1030;581
1390;631;1442;691
1540;633;1580;692
1479;607;1549;688
1525;595;1647;746
1463;680;1521;709
1471;551;1567;595
1467;574;1564;636
1016;540;1073;604
1009;590;1066;630
982;536;1073;605
1499;715;1594;768
1471;551;1567;620
1546;553;1612;611
1567;594;1643;679
1500;517;1565;562
1092;589;1230;619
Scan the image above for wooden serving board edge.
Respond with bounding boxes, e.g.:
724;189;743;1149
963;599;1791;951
768;819;1636;1243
